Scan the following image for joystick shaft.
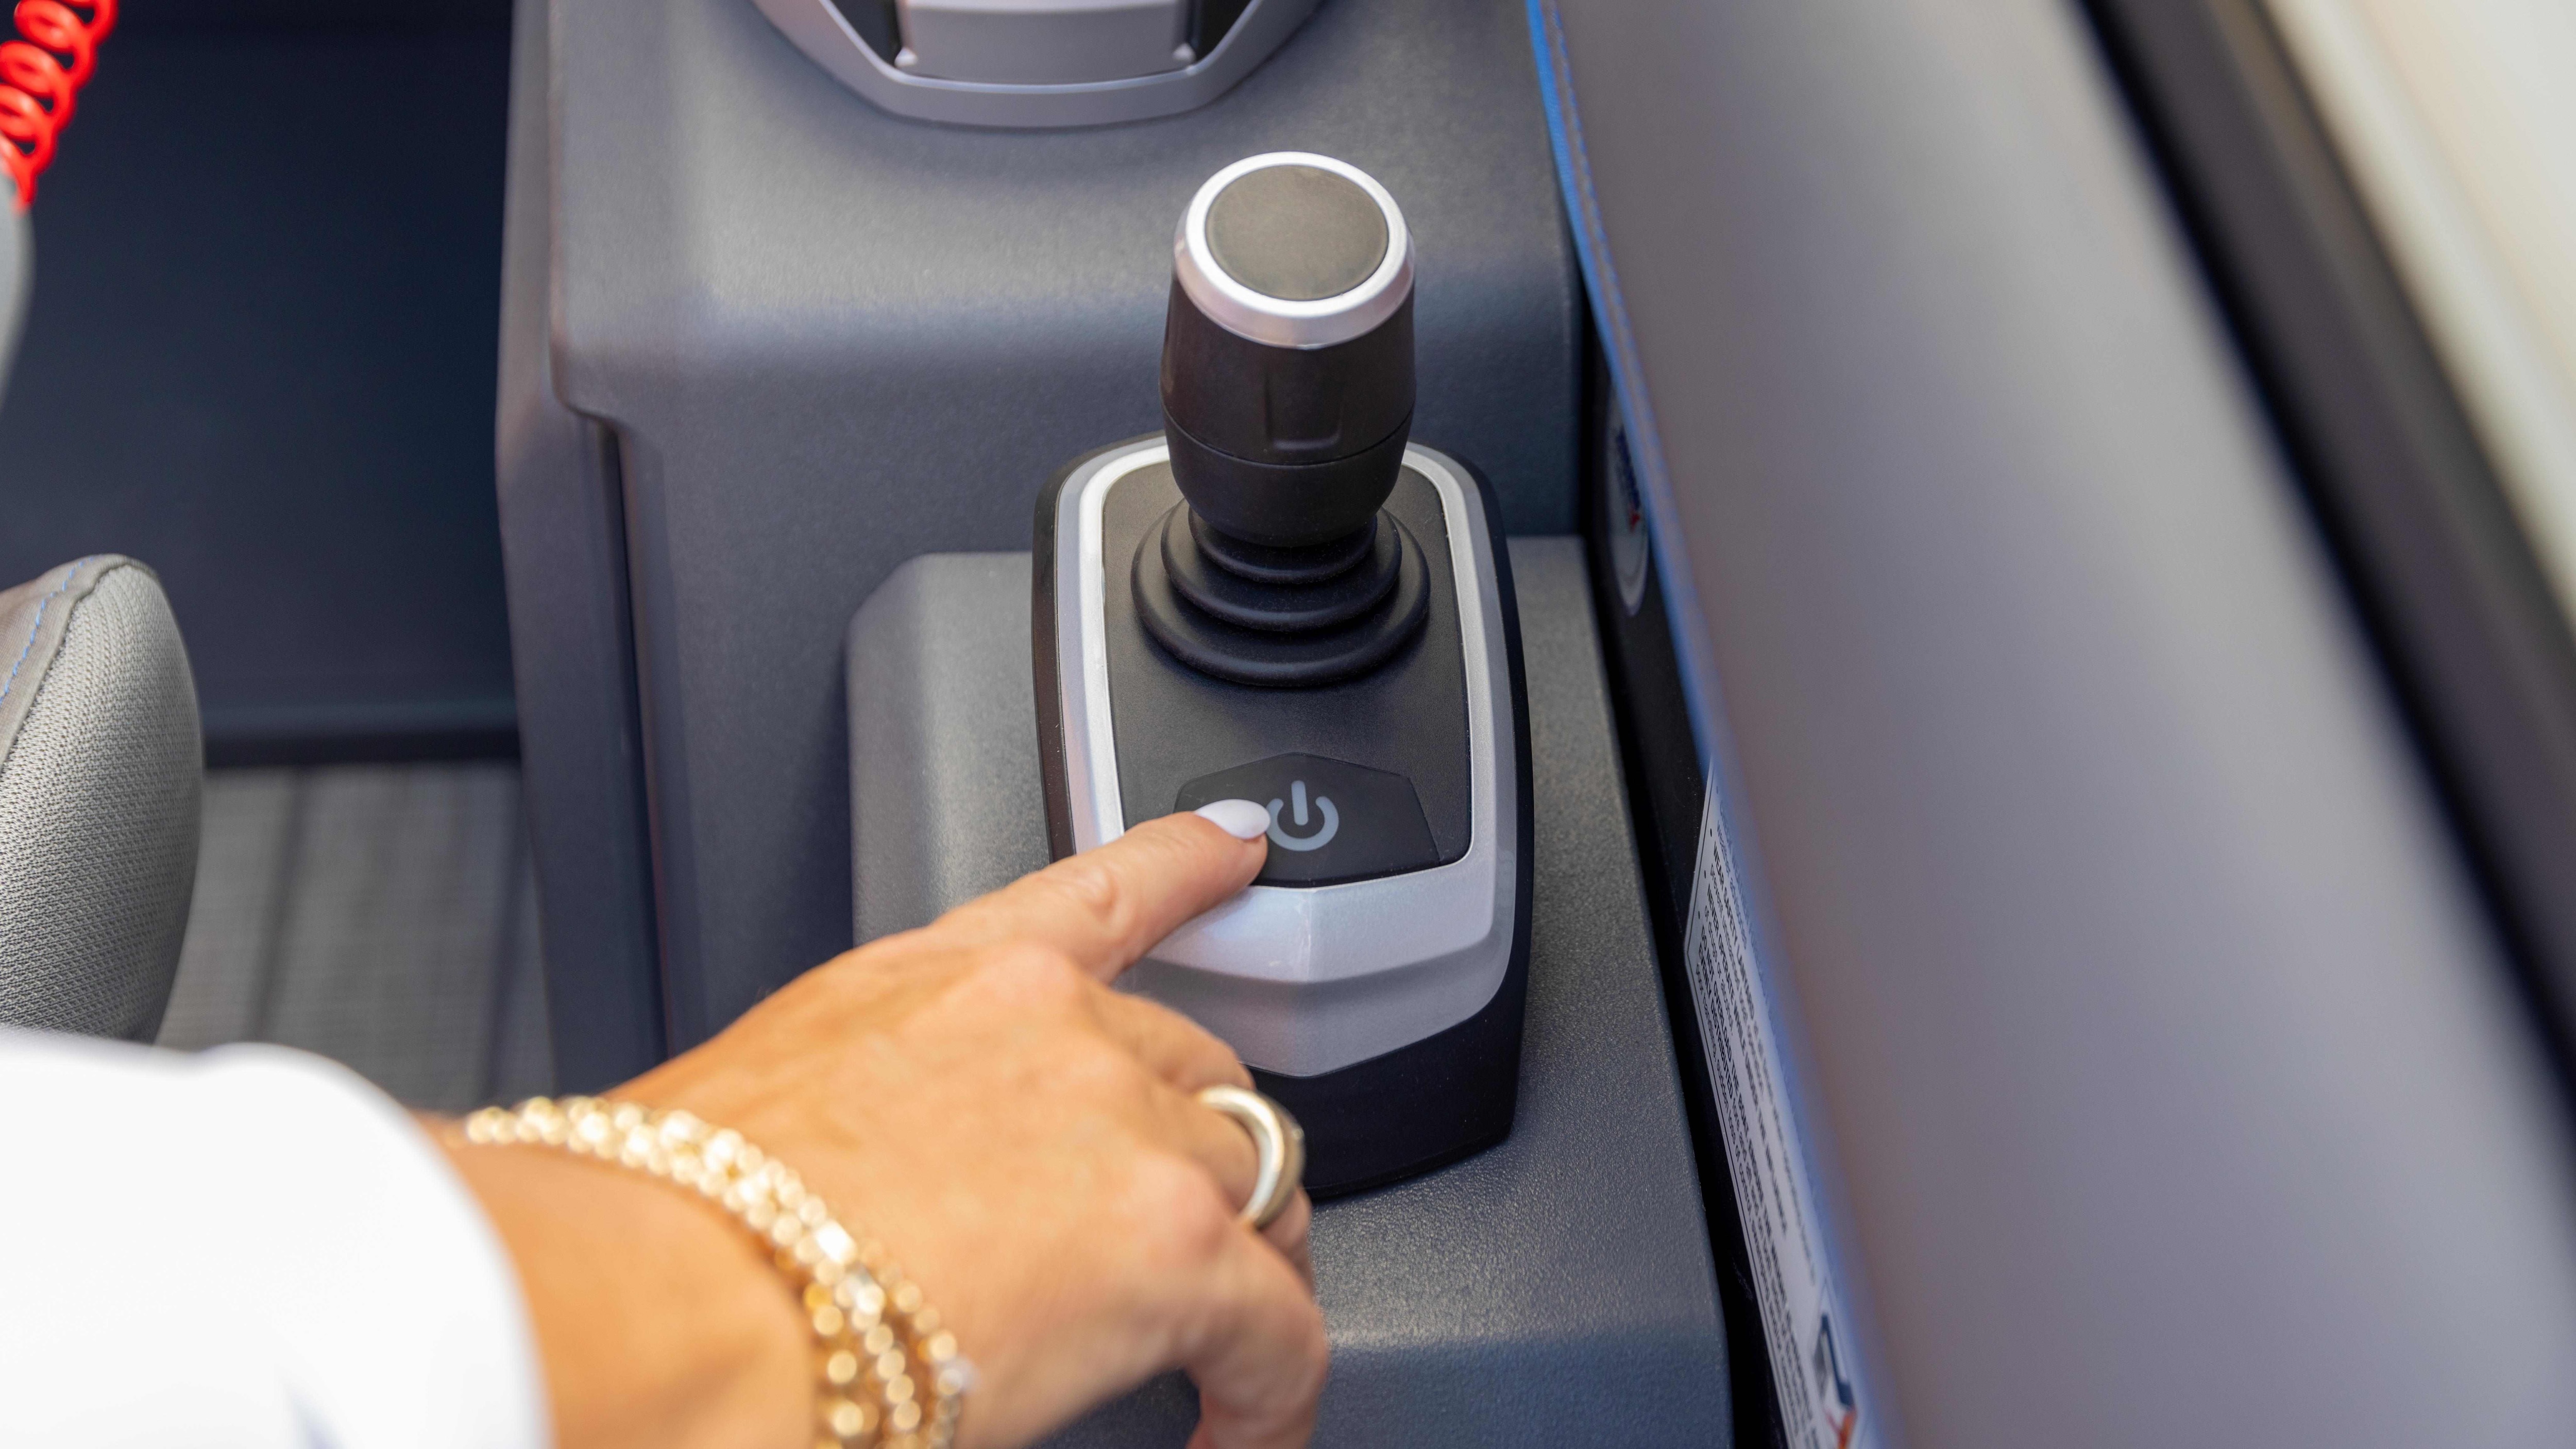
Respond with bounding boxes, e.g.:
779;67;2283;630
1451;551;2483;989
1144;152;1430;686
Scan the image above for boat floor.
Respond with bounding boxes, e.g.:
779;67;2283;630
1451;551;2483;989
156;762;553;1112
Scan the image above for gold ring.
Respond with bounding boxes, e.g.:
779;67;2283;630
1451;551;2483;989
1195;1084;1305;1230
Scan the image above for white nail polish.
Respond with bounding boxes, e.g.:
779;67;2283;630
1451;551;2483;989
1195;798;1272;841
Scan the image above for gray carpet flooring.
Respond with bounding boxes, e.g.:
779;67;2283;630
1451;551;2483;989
157;762;554;1112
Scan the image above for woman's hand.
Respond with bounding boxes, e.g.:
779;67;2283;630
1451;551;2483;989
442;809;1324;1449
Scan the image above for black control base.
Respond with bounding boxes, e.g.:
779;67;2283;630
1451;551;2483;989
1036;434;1534;1197
1255;881;1531;1197
1135;503;1432;687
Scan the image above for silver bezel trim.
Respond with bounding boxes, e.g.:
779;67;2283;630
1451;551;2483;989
1173;153;1416;351
748;0;1318;129
1052;438;1517;1077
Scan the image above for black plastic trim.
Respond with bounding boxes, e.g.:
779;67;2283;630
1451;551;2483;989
1579;342;1790;1449
201;700;520;767
818;0;901;62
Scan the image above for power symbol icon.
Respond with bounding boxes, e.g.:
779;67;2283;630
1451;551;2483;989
1266;779;1341;852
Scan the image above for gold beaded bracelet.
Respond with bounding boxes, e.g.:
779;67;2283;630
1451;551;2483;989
459;1097;971;1449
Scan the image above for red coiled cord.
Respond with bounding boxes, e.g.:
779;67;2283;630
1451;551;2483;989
0;0;112;208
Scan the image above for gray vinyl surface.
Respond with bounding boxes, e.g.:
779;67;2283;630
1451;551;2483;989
851;541;1732;1448
506;0;1581;1075
1539;0;2576;1442
157;763;553;1112
846;554;1049;947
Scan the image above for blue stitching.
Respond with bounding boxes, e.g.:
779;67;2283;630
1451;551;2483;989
0;555;104;714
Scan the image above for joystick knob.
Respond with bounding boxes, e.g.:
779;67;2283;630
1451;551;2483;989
1141;153;1431;687
1163;152;1416;545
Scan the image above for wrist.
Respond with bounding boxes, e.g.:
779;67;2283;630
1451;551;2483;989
435;1127;808;1449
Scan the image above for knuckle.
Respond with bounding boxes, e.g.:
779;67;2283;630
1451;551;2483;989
1131;998;1248;1085
1040;1032;1150;1104
1263;1192;1311;1247
1279;1286;1329;1356
1130;1154;1235;1263
1287;1304;1331;1394
1042;856;1137;941
975;942;1087;1005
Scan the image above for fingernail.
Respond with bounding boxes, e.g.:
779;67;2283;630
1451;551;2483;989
1195;798;1272;841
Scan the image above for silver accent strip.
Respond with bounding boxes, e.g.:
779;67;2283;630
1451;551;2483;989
1174;153;1415;351
1052;439;1517;1076
747;0;1318;130
893;0;1192;86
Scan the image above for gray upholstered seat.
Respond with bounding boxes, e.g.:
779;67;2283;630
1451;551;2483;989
0;555;201;1039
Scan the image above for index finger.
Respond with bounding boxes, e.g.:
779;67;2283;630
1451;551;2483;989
925;807;1268;981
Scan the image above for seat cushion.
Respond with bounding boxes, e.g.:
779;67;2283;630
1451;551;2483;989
0;556;201;1039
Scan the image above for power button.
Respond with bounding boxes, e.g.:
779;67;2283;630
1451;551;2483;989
1172;752;1444;887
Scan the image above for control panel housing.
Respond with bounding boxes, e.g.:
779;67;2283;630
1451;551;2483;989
1035;435;1533;1194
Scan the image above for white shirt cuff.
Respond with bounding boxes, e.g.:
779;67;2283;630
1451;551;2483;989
0;1031;550;1449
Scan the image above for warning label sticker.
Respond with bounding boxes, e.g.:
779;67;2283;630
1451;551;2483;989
1683;784;1870;1449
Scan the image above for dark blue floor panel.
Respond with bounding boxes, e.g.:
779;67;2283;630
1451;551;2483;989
0;17;516;760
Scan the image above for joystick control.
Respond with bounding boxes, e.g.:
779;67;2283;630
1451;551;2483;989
1139;153;1430;686
1035;151;1532;1195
